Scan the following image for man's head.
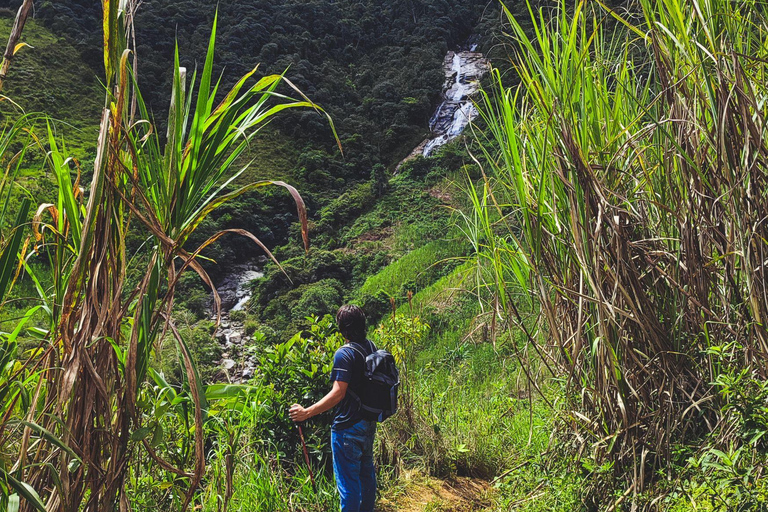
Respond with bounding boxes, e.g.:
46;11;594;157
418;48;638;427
336;304;366;342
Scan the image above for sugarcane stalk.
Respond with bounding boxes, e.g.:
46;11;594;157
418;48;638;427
0;0;34;94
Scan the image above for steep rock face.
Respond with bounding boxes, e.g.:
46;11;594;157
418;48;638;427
215;260;265;311
398;46;489;168
423;49;489;156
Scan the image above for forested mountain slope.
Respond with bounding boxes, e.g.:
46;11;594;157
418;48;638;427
36;0;490;169
21;0;496;278
1;0;502;356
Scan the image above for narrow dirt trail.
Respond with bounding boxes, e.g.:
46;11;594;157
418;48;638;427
378;471;494;512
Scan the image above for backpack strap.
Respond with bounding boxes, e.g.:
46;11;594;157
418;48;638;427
343;343;367;361
341;344;365;412
343;340;375;360
342;342;370;413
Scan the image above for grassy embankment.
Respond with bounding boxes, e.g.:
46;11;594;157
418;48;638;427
0;8;579;512
471;0;768;509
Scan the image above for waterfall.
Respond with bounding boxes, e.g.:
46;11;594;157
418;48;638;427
422;48;489;156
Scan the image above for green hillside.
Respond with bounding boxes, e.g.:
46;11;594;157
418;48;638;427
3;1;766;511
0;15;102;156
24;0;498;298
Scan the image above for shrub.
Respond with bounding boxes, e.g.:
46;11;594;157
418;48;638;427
316;182;375;234
182;288;211;319
228;309;246;323
291;279;343;319
243;319;261;336
358;290;392;326
253;316;344;464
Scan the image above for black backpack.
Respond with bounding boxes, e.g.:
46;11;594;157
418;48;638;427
344;341;400;422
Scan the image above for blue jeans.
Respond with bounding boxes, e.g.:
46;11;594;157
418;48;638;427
331;420;376;512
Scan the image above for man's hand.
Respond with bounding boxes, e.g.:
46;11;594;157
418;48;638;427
288;381;348;423
289;404;311;422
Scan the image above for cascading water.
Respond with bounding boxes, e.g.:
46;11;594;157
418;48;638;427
231;269;264;311
215;42;489;382
422;45;489;156
211;259;265;382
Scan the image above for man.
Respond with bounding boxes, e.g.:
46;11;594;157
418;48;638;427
289;304;377;512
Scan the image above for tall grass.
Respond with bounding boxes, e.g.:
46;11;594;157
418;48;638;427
471;0;768;502
0;114;36;511
359;239;466;298
1;1;333;510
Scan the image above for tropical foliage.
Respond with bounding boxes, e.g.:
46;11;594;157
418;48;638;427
0;1;328;509
49;0;492;248
473;0;768;506
4;0;768;509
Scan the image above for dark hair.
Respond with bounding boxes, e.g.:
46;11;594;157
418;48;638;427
336;304;367;342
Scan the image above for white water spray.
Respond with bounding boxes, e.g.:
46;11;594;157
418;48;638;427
423;49;489;156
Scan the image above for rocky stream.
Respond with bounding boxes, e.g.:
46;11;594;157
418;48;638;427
212;43;489;383
212;259;264;382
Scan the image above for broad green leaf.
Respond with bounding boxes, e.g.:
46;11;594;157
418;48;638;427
4;473;45;512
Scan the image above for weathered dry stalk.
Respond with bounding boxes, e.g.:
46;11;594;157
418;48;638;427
0;0;33;94
21;3;157;510
473;0;768;501
46;87;131;512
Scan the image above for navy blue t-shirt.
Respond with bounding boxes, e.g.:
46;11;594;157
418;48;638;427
330;339;375;431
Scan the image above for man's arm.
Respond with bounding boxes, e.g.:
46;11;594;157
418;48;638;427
289;380;349;422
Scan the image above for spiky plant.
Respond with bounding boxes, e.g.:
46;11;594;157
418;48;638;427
6;2;334;511
471;0;768;503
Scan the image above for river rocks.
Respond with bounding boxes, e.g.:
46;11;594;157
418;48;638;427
213;260;265;311
213;318;257;383
204;258;268;383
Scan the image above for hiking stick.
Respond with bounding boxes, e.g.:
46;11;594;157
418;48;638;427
297;423;317;489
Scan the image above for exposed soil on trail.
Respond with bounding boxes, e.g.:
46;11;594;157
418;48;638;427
428;185;455;206
353;227;395;244
378;471;494;512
